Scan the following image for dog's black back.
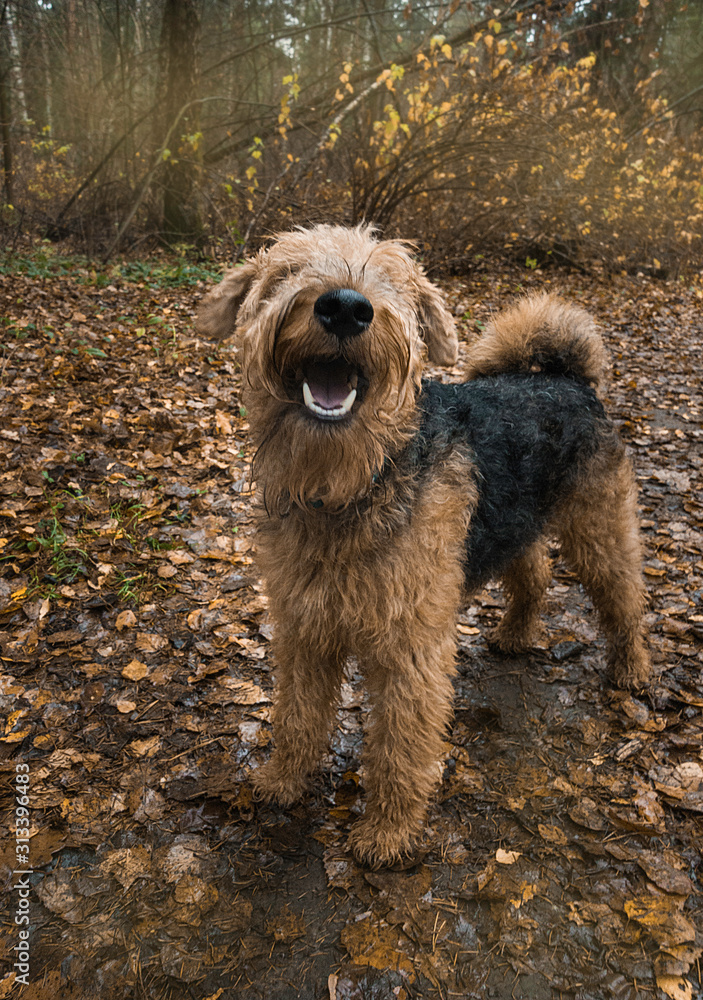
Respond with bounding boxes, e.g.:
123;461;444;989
416;376;620;589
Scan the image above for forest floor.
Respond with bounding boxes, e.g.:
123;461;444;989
0;246;702;1000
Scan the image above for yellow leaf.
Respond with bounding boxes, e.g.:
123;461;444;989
2;729;31;744
5;709;26;734
510;882;536;909
122;660;148;681
340;915;414;978
657;976;692;1000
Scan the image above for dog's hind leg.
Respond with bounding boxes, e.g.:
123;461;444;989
487;538;552;654
252;623;346;806
556;452;650;689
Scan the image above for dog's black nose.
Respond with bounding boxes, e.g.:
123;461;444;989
314;288;374;339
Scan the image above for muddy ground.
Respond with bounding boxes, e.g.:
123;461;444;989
0;253;701;1000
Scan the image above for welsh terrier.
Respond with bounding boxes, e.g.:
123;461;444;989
197;224;650;867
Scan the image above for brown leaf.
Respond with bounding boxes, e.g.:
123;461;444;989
569;796;607;831
115;610;137;631
122;659;148;681
538;823;568;846
135;632;169;653
636;851;694;896
174;874;218;911
624;896;696;948
99;846;152;889
340;915;415;978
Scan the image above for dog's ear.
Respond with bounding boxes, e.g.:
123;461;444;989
196;260;259;340
413;269;459;366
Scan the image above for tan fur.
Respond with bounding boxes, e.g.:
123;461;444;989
466;291;607;390
555;449;650;687
197;227;650;867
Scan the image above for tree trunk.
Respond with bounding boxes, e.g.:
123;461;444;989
0;74;12;206
0;6;13;205
160;0;202;240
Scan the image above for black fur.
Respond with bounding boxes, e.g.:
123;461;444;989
414;375;619;589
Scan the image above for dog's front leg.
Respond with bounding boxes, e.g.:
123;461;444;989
252;624;345;806
349;637;456;867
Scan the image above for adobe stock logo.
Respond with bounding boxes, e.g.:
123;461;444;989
13;762;32;986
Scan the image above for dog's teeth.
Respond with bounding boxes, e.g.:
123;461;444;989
339;387;357;413
302;382;357;420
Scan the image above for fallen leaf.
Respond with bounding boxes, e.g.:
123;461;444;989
122;659;148;681
636;851;694;896
538;823;568;846
100;846;152;889
174;874;218;911
136;632;169;652
340;915;414;978
496;848;521;864
569;797;607;830
115;610;137;631
625;896;696;947
128;735;161;757
218;677;271;704
657;975;693;1000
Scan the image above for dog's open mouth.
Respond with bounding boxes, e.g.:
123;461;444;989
300;358;361;422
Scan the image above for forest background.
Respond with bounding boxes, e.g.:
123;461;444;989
1;0;702;273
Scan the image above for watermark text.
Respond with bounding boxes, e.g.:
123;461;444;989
13;762;32;986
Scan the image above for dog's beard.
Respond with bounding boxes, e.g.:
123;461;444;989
243;307;421;511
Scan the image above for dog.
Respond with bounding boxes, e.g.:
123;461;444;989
197;224;650;867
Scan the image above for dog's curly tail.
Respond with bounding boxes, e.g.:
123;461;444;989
466;292;607;390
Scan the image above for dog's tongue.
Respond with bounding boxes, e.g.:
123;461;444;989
305;360;352;409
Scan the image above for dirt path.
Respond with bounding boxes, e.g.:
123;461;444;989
0;258;701;1000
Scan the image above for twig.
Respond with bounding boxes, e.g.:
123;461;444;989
102;98;208;262
52;110;152;230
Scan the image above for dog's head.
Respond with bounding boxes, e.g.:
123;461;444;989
197;224;458;509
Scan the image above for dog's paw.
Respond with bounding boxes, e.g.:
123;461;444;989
485;624;535;655
348;817;424;870
608;644;651;691
251;759;309;807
